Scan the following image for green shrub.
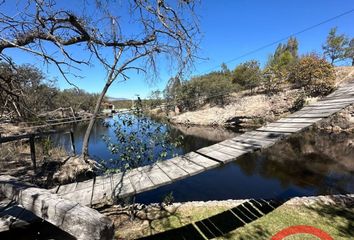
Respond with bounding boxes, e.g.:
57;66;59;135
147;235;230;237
174;71;237;110
232;60;263;92
289;54;335;96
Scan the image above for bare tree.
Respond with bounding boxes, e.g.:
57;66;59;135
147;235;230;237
0;0;199;163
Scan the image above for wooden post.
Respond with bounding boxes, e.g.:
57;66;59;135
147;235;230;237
69;130;76;155
29;134;36;172
70;107;77;123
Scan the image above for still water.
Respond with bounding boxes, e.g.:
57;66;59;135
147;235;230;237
51;115;239;166
52;114;354;204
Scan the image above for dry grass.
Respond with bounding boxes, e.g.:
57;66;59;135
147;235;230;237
335;66;354;85
0;140;68;187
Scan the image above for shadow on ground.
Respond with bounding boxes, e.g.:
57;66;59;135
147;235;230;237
305;195;354;238
0;199;75;240
137;199;283;240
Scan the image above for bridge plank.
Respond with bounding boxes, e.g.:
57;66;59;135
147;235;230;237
127;169;155;194
219;140;258;152
56;182;78;194
257;126;304;133
169;156;205;175
232;137;277;148
183;152;220;169
240;133;285;142
156;160;189;181
265;122;313;128
111;172;135;198
91;175;114;205
144;164;172;187
196;149;234;163
216;146;246;157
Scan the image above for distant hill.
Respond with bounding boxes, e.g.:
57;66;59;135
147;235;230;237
106;97;131;101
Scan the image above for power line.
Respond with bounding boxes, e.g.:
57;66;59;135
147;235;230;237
199;8;354;74
10;9;354;128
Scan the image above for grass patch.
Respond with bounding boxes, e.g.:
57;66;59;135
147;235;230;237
107;201;353;240
218;203;353;240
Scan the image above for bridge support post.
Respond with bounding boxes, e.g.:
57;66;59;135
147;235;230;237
29;134;36;172
69;130;76;155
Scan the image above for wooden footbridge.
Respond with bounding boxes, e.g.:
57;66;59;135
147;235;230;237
52;80;354;207
1;80;354;239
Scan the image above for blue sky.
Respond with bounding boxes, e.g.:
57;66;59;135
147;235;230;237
2;0;354;99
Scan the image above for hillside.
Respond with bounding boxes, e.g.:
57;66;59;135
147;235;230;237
169;67;354;127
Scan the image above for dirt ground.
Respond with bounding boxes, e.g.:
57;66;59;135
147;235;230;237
0;141;69;187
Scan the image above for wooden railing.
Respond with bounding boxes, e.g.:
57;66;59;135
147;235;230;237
0;130;76;172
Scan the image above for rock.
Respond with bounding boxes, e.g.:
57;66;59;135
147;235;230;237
53;156;100;184
332;126;342;133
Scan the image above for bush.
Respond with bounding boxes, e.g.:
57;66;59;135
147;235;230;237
262;65;286;93
175;71;236;110
289;54;335;96
232;60;263;92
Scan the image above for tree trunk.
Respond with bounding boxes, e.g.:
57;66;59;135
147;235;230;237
81;81;112;160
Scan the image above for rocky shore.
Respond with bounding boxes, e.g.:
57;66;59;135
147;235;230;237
169;89;304;127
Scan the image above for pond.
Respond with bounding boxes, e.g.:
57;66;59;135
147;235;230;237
51;114;240;169
51;114;354;204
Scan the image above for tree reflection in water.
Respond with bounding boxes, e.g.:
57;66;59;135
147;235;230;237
136;127;354;203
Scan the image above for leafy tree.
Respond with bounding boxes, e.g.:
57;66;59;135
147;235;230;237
286;37;299;59
102;107;183;171
164;76;181;103
0;63;57;119
322;27;348;64
232;60;263;92
221;63;230;75
268;38;298;72
174;81;198;110
53;89;99;113
173;70;236;110
288;54;335;96
345;38;354;66
0;62;100;120
263;38;299;93
262;65;286;93
148;90;163;108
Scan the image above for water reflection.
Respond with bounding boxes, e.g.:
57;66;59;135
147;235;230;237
51;115;239;165
136;128;354;203
51;115;354;203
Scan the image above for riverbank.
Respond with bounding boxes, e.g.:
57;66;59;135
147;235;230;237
165;66;354;127
1;93;354;188
170;88;303;127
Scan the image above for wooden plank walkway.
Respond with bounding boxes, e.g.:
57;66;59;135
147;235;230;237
54;80;354;206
